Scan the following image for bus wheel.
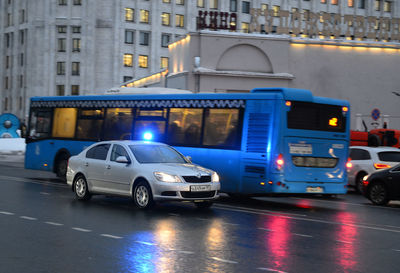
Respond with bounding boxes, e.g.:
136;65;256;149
74;175;92;201
133;181;154;209
194;201;213;209
56;154;69;179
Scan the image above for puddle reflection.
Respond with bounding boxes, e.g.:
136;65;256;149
334;212;358;272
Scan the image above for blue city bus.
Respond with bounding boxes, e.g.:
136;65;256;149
25;88;350;195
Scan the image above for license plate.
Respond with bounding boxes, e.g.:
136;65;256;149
190;185;211;192
306;186;324;193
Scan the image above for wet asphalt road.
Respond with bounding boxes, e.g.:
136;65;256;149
0;155;399;273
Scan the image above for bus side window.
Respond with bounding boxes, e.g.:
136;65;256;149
29;109;52;139
52;108;77;138
76;109;104;140
203;109;240;148
103;108;134;140
168;108;203;146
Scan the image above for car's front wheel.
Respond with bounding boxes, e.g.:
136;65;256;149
368;182;389;206
133;181;154;209
74;175;91;201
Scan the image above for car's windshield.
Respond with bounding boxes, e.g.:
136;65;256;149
378;151;400;162
129;144;187;164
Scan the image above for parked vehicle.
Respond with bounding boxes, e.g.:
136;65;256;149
362;164;400;205
66;140;220;209
347;146;400;192
350;129;400;148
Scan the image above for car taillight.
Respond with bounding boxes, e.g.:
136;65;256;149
374;163;391;169
346;158;352;169
276;154;284;170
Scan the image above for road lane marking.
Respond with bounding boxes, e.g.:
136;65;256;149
224;222;240;226
392;249;400;252
195;217;208;221
336;240;353;244
211;257;238;264
72;227;91;232
179;250;194;254
45;221;64;226
0;211;14;215
257;267;288;273
100;234;123;239
40;192;50;195
135;241;156;246
293;233;313;238
20;216;37;221
215;203;307;217
168;213;180;217
258;228;275;232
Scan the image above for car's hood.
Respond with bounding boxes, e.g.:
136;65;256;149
141;163;214;176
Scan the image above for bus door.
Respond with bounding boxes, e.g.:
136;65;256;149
239;99;277;194
283;137;347;183
132;108;167;142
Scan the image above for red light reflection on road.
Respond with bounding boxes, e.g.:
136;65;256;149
335;212;358;272
296;199;312;209
264;217;291;269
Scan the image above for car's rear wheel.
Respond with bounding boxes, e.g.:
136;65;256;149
74;175;92;201
356;172;367;193
133;181;154;209
368;182;389;206
194;201;213;209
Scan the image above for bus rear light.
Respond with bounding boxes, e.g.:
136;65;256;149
260;182;266;186
277;182;281;186
268;181;273;185
374;163;391;169
276;154;284;170
285;101;291;107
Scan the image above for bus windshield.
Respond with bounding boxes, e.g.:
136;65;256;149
287;101;346;132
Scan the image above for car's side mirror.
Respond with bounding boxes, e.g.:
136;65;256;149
185;156;192;163
116;156;131;164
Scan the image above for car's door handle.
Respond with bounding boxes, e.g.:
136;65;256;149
106;165;111;169
85;162;89;167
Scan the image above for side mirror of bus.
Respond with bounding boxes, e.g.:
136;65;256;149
185;156;192;163
116;156;131;164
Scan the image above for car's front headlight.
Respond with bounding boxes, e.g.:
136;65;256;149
154;172;182;183
211;172;220;183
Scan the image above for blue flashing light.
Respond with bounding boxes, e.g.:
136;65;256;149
143;132;153;141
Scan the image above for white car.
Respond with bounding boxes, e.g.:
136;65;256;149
347;146;400;192
66;140;220;209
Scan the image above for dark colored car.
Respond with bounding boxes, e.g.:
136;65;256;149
362;163;400;205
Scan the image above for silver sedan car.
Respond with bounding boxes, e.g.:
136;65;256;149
66;140;220;209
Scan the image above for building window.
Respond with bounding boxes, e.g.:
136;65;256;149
162;13;170;26
57;62;66;75
197;0;204;7
140;10;150;23
161;33;171;47
123;76;133;82
58;0;67;5
160;57;168;69
7;13;13;27
58;38;66;52
20;53;24;66
19;9;25;24
273;6;280;17
57;25;67;33
125;8;134;22
303;9;309;21
384;1;391;12
359;0;365;8
56;85;65;96
20;75;24;88
321;0;326;3
139;55;148;68
5;77;9;89
162;0;171;3
176;0;184;5
72;62;80;75
72;38;81;52
72;26;81;33
139;31;150;45
71;85;80;95
20;30;24;44
210;0;218;9
241;22;249;33
331;0;338;5
175;14;184;27
73;0;81;5
375;0;381;11
124;54;133;67
348;0;354;7
261;4;268;11
230;0;237;12
242;1;250;14
125;30;134;44
5;56;10;69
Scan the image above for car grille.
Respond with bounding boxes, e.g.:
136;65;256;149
180;191;216;198
182;176;211;183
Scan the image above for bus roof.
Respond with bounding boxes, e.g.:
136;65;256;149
30;87;349;107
